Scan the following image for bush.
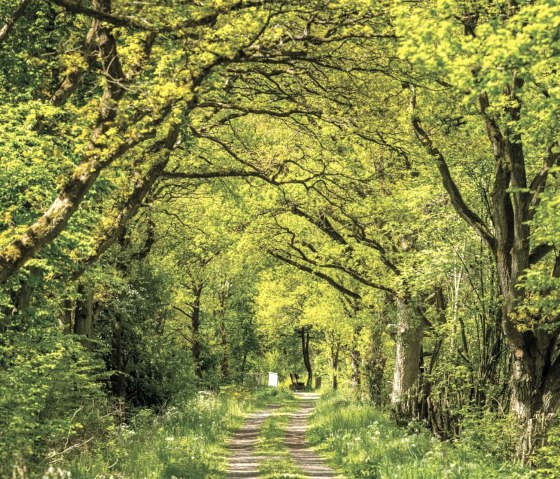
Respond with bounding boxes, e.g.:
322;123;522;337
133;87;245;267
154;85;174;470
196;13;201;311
534;420;560;477
0;323;108;477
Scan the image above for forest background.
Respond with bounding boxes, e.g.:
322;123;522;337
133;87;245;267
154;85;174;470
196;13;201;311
1;0;560;477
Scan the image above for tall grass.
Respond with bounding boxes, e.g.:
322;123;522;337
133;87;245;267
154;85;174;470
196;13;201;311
308;391;533;479
57;387;283;479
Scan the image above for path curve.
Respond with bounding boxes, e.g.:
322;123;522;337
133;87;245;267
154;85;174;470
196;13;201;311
227;404;279;479
286;393;343;478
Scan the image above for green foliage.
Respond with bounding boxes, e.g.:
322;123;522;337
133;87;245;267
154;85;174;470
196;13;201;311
66;387;285;478
0;322;107;476
2;0;560;475
533;420;560;477
308;391;532;479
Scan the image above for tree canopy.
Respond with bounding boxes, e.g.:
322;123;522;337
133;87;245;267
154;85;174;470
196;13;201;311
2;0;560;475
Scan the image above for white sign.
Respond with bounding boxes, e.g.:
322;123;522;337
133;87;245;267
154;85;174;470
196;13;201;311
268;372;278;388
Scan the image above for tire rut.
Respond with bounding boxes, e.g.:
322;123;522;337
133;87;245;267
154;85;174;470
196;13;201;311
285;393;343;479
227;404;279;479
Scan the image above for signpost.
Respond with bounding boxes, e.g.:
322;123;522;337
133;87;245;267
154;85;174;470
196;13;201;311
268;372;278;388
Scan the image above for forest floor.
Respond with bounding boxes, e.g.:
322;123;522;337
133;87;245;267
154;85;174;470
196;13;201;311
55;388;535;478
228;392;342;479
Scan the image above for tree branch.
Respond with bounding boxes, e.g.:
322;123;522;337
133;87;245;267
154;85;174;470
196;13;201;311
0;0;32;46
410;91;496;251
269;250;362;300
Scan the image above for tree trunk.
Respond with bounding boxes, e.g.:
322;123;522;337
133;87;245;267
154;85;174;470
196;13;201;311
350;326;362;390
391;297;424;420
331;341;340;390
74;285;94;341
363;325;386;405
497;249;560;461
111;314;127;398
220;313;229;380
62;298;74;334
507;329;560;463
351;347;361;390
301;326;313;389
218;284;230;381
191;284;203;380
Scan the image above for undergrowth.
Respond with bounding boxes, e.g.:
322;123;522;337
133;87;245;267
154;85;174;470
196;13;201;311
55;386;285;479
308;390;533;479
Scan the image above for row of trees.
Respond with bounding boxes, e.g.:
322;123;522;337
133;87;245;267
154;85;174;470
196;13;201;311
1;0;560;472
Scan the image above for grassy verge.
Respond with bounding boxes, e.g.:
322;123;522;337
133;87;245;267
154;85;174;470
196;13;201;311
255;392;303;479
308;391;533;479
58;386;285;479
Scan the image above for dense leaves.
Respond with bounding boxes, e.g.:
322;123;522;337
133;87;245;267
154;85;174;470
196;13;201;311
2;0;560;476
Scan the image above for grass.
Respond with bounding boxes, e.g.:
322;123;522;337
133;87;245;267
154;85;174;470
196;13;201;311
58;386;286;479
255;393;304;479
307;390;534;479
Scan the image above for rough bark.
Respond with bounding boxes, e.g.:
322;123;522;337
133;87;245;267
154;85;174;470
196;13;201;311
391;297;424;419
363;325;386;405
0;0;127;285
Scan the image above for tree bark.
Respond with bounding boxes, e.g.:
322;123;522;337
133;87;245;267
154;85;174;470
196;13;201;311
391;297;424;420
412;78;560;462
301;326;313;389
0;0;129;285
351;346;361;390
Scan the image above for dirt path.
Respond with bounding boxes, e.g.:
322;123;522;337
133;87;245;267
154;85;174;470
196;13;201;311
227;405;279;479
286;393;343;479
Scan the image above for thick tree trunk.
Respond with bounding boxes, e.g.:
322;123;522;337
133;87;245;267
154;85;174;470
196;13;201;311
391;297;424;420
496;249;560;460
507;328;560;462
